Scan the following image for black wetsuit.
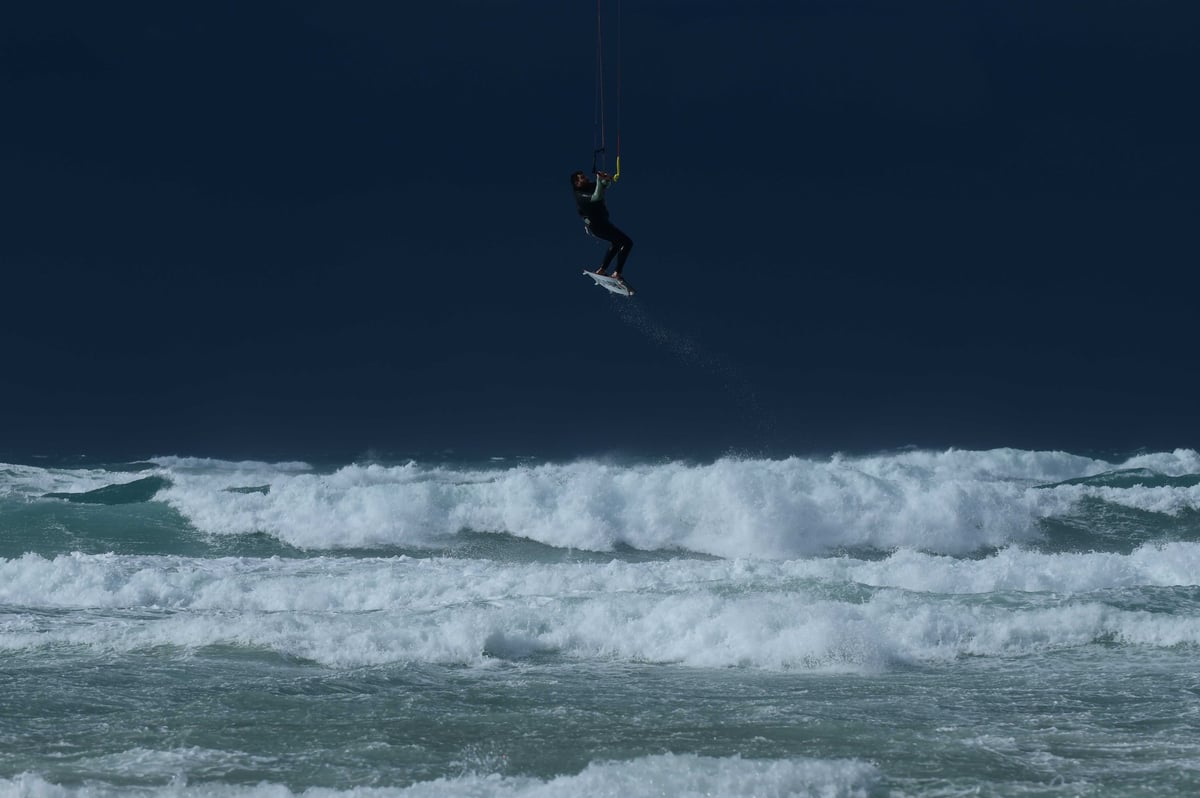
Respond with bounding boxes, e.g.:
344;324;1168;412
574;179;633;276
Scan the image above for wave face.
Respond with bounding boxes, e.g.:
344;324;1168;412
12;448;1199;556
4;448;1200;795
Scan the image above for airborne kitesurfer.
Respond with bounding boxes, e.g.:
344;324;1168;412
571;170;633;282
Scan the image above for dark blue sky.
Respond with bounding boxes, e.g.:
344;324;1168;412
3;1;1197;461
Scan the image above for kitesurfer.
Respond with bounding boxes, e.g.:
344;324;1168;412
571;170;633;281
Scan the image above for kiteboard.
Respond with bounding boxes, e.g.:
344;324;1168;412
583;270;635;297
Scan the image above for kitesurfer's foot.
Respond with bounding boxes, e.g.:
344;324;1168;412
612;273;624;283
593;267;608;276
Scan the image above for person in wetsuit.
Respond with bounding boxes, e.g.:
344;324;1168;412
571;170;633;281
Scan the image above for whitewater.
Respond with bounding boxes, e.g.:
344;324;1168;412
3;448;1200;796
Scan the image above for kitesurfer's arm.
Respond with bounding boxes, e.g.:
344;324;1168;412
591;171;612;202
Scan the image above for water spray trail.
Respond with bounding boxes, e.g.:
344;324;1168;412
609;299;777;444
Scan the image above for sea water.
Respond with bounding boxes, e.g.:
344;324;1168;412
2;449;1200;796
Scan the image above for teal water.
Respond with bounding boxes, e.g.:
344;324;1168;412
3;450;1200;796
5;647;1199;795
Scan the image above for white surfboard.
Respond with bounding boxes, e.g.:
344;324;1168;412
582;270;636;296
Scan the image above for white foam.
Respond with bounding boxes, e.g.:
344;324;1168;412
145;449;1133;556
148;456;313;474
8;448;1200;558
833;543;1200;594
396;753;881;798
0;463;126;500
0;754;880;797
3;548;1198;670
1046;481;1200;516
1121;449;1200;476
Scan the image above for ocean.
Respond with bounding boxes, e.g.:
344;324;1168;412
3;448;1200;796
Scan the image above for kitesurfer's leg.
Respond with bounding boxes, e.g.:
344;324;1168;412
601;242;619;274
608;226;633;278
584;221;609;275
589;220;632;278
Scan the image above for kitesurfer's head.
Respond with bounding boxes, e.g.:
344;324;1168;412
570;171;588;188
